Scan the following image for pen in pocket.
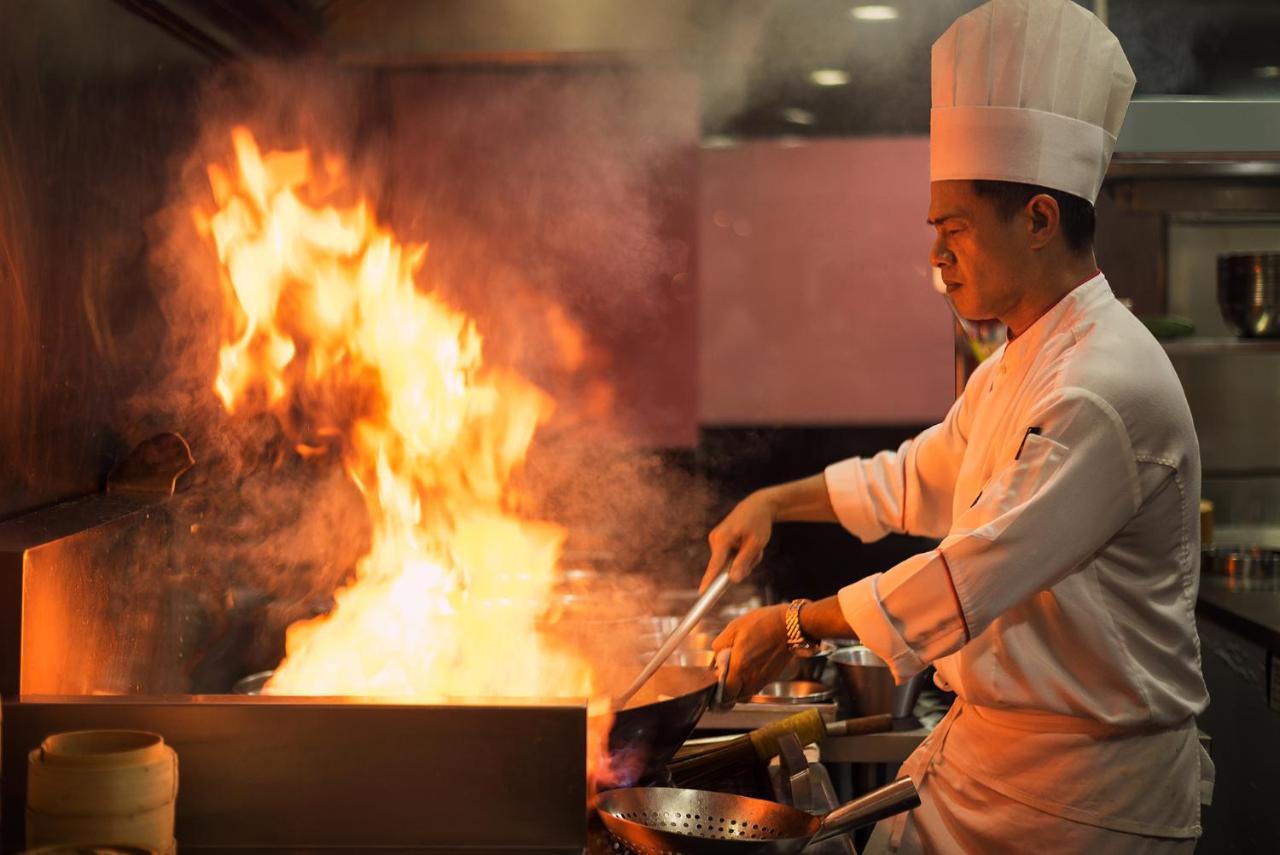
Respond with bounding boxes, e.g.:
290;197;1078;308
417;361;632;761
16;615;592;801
1015;426;1042;460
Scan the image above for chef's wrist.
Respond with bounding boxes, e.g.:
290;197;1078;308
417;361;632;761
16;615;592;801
797;595;855;640
754;486;782;520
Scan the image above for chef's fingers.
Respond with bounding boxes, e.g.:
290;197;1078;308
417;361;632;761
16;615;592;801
728;537;762;583
701;530;733;592
721;640;747;703
712;621;737;652
712;648;734;710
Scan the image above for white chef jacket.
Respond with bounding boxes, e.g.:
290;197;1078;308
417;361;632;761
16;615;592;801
826;273;1211;840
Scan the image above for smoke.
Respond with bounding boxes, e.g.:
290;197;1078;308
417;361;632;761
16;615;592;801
125;59;711;690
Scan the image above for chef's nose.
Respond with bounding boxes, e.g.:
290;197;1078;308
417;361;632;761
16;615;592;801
930;234;955;268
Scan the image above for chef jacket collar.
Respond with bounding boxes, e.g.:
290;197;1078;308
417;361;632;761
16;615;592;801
999;271;1109;372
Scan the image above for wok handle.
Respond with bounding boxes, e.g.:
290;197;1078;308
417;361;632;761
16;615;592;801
824;713;894;738
809;777;920;844
617;570;732;707
747;712;893;762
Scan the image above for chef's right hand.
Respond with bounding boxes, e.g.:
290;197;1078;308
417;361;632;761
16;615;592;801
701;490;775;592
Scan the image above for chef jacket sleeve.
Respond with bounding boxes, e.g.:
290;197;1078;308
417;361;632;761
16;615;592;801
824;382;975;542
836;387;1141;682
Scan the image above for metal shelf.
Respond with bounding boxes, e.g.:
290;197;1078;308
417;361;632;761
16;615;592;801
818;727;929;764
1115;100;1280;158
1161;337;1280;355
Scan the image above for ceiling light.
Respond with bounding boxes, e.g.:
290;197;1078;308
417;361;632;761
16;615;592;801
810;69;851;87
1254;65;1280;79
850;5;900;21
781;107;816;126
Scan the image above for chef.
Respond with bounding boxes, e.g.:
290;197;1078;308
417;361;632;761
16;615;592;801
701;0;1213;851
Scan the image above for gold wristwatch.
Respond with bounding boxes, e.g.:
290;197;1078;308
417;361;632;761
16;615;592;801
784;598;820;657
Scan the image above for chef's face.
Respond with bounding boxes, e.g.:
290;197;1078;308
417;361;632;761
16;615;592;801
927;180;1031;322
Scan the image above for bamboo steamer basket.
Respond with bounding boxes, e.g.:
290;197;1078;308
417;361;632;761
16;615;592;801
26;731;177;852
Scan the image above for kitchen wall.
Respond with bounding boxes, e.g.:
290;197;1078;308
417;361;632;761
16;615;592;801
1165;218;1280;539
0;1;206;521
694;136;953;598
697;136;954;426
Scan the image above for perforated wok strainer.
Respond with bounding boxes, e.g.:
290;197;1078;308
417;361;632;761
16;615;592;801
595;777;918;854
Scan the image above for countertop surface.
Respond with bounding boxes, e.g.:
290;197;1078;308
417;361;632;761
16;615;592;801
1197;579;1280;650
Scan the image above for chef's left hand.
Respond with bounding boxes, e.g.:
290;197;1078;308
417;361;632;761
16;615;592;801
712;604;794;706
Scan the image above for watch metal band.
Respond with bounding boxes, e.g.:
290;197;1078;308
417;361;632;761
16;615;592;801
785;598;818;654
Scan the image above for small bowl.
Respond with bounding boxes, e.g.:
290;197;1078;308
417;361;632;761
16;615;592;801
784;640;837;682
749;680;834;704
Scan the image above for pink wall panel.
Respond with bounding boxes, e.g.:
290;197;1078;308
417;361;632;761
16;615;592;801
698;137;954;425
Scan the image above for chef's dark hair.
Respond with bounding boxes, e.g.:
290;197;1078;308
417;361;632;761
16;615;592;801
971;180;1095;255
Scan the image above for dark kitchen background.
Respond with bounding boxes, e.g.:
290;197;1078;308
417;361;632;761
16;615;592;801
3;2;1280;850
7;0;1280;588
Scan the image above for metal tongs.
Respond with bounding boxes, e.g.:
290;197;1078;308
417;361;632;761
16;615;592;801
615;569;732;708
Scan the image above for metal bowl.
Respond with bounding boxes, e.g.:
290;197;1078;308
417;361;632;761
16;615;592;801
785;640;837;682
749;680;834;704
1217;252;1280;337
1202;545;1280;591
233;670;273;695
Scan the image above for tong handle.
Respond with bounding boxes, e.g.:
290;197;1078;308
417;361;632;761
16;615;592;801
617;569;732;707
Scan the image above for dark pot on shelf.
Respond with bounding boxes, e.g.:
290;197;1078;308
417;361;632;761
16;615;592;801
1217;252;1280;337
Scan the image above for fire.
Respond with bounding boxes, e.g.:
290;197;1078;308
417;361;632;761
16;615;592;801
195;127;602;708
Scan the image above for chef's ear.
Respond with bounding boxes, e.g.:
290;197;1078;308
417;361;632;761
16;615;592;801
1026;194;1060;250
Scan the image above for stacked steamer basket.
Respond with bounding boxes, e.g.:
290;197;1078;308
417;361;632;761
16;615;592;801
26;730;178;854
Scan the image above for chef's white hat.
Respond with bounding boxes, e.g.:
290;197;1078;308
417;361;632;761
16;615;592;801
931;0;1136;204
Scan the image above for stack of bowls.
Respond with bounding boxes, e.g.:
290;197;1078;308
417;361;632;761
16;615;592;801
26;730;178;854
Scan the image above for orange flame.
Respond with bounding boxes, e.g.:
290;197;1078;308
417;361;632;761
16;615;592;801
196;127;609;746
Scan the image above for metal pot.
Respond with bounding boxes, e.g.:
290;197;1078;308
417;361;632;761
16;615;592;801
1217;252;1280;337
831;646;927;720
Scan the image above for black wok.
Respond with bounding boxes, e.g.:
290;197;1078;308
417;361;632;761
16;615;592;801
604;665;718;786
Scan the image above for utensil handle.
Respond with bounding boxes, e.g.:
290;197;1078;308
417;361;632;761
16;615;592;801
747;711;892;761
824;713;894;738
809;777;920;844
617;570;732;707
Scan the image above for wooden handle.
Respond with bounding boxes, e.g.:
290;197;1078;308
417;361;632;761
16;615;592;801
748;709;827;761
824;713;894;737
